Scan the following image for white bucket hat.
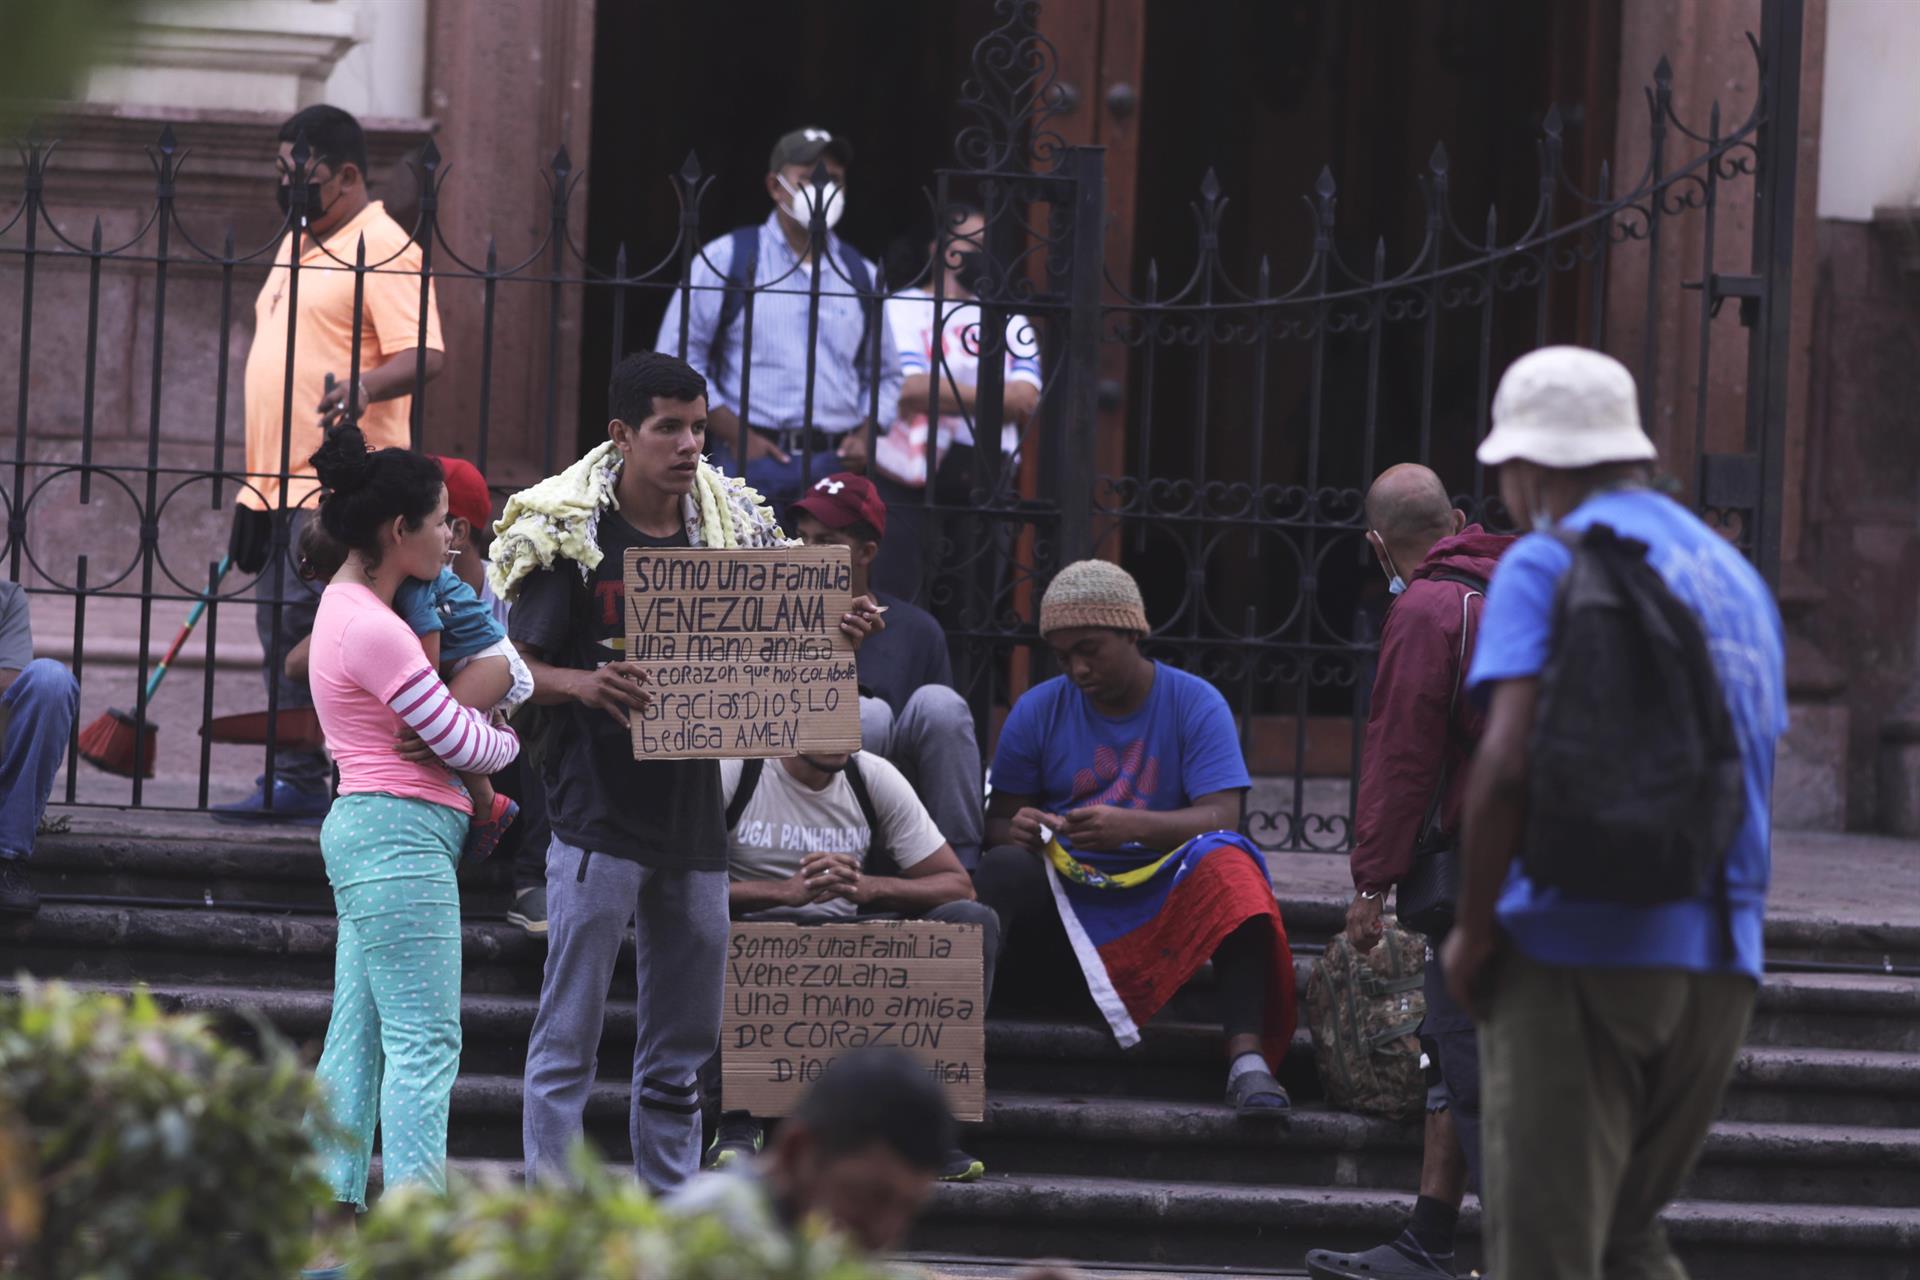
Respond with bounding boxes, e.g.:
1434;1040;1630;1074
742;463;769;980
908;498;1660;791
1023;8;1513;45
1477;346;1657;469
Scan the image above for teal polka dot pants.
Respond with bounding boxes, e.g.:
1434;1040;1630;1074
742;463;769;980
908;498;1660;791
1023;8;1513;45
308;791;467;1209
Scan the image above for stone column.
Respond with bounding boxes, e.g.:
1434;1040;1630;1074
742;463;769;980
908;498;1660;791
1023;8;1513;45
420;0;596;492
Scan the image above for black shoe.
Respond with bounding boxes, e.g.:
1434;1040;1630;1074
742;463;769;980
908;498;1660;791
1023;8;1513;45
0;863;39;916
704;1114;764;1169
938;1147;985;1183
507;885;548;936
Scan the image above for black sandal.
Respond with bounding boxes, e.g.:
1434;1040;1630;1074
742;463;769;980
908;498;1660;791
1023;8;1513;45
1227;1065;1291;1118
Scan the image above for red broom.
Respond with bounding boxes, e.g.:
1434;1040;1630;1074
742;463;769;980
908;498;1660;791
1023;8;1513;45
79;555;232;778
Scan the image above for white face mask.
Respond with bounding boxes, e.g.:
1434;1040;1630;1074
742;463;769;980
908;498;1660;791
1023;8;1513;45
778;174;845;231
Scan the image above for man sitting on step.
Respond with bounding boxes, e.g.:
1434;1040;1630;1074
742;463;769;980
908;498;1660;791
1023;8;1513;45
789;472;988;870
974;559;1297;1118
0;580;79;917
705;747;998;1184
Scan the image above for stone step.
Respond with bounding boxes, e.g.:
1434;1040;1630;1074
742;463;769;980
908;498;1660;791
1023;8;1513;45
428;1067;1920;1210
16;979;1920;1147
15;903;1920;1060
911;1172;1920;1280
369;1157;1920;1280
31;825;1920;969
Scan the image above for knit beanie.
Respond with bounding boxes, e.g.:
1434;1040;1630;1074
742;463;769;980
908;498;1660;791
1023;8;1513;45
1040;559;1150;637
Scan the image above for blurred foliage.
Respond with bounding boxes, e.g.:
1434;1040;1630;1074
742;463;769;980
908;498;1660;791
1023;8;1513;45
0;0;150;125
0;978;328;1280
346;1153;888;1280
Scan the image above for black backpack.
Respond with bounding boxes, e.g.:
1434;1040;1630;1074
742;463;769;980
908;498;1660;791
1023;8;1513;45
724;756;899;877
1523;524;1746;910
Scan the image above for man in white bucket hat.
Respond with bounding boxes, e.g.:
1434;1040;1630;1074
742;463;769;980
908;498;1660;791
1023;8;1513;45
1440;346;1786;1279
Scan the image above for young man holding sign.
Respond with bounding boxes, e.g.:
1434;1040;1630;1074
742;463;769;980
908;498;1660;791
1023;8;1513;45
492;351;885;1193
708;746;998;1179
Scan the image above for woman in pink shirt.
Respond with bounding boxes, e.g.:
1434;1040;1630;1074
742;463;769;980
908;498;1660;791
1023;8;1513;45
300;425;518;1262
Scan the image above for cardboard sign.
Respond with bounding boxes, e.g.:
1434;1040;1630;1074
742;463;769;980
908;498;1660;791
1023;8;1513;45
722;920;986;1121
623;546;862;759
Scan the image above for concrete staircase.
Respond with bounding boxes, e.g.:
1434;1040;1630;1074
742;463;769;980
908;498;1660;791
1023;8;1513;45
6;815;1919;1279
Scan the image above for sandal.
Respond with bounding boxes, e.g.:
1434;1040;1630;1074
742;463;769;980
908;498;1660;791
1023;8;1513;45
1306;1241;1459;1278
462;792;519;864
1226;1065;1292;1119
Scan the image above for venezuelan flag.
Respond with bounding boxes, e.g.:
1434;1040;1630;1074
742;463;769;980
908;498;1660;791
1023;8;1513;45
1043;831;1297;1067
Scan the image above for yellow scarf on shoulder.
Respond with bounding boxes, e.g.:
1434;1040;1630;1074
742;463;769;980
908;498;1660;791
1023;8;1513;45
487;443;790;603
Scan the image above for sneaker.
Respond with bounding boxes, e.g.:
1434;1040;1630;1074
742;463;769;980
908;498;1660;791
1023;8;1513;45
507;885;548;936
0;864;39;916
705;1114;764;1169
1226;1065;1292;1119
212;777;330;824
1305;1239;1457;1279
938;1147;985;1183
462;793;519;864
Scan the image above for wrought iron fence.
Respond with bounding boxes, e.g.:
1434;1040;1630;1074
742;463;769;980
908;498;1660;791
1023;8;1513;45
0;0;1801;851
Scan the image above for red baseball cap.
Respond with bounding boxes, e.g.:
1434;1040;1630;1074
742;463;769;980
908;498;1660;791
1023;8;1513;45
433;455;493;529
790;472;887;539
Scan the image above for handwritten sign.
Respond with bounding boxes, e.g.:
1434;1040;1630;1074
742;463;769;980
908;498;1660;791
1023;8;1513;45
722;920;986;1121
623;546;862;759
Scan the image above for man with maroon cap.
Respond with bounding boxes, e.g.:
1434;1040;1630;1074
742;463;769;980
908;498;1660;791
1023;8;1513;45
789;473;985;870
434;455;550;934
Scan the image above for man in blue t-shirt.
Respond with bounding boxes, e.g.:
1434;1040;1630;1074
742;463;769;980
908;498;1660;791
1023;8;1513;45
1442;346;1786;1280
976;559;1292;1117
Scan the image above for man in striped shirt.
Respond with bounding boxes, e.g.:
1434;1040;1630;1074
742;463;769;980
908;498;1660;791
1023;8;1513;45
655;127;902;511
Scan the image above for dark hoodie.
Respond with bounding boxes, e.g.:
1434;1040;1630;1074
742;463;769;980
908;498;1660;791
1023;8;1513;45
1349;525;1515;896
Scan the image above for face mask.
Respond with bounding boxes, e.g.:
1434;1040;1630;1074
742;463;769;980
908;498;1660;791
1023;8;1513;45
778;174;845;230
951;249;990;295
1370;532;1406;596
276;172;330;225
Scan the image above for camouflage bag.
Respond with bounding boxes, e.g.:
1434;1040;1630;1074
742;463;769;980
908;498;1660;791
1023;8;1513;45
1305;922;1427;1121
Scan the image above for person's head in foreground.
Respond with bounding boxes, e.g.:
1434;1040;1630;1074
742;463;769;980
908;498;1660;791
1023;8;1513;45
1476;345;1656;522
764;1047;954;1254
607;350;710;499
1039;558;1153;711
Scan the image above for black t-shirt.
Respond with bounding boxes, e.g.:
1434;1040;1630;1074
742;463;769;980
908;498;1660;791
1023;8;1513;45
508;516;725;871
856;590;954;716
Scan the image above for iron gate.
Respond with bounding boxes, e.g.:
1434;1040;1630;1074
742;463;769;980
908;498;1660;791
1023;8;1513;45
0;0;1801;843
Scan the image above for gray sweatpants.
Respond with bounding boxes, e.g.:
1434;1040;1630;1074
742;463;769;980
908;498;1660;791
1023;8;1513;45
522;834;727;1194
860;686;986;870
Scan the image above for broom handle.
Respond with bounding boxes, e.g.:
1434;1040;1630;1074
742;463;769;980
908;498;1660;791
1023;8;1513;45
143;554;233;701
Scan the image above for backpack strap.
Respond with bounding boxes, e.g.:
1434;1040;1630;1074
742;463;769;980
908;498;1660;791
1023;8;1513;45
833;240;874;361
724;757;765;833
710;225;763;388
711;228;876;419
1413;571;1486;841
844;756;896;876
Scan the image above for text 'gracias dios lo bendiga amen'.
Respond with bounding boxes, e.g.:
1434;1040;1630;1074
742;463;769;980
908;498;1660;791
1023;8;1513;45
622;547;862;757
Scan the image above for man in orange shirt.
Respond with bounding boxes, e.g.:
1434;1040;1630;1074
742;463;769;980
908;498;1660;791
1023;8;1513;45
217;104;446;820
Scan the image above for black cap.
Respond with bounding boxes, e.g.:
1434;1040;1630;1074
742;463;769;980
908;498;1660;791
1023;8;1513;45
769;126;853;174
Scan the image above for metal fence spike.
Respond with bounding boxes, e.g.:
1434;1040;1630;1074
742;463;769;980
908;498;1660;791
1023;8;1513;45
679;149;702;184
